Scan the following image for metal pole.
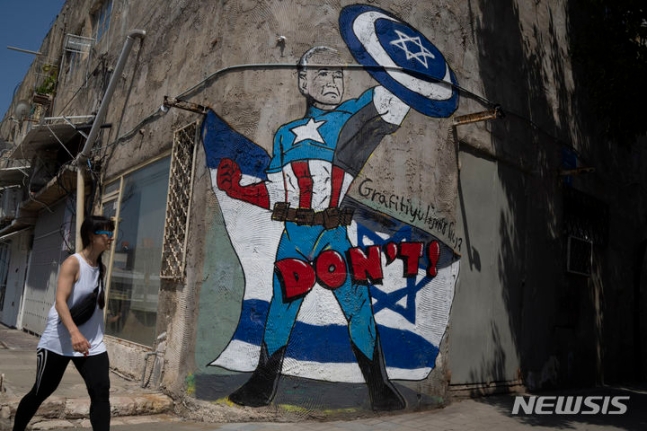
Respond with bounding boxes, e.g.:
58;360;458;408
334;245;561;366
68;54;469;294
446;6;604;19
453;106;503;126
78;29;146;161
6;46;42;55
75;29;145;239
76;165;85;252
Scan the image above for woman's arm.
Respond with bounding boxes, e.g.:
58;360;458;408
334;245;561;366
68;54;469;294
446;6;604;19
55;256;91;356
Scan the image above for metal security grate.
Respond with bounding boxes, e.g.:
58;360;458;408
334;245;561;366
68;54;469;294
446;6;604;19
161;122;198;280
566;236;593;276
563;187;609;247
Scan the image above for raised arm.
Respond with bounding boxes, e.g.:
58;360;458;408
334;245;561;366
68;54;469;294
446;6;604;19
217;158;271;209
334;87;411;178
373;86;410;125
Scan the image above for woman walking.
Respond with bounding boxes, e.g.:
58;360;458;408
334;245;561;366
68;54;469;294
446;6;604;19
13;216;115;431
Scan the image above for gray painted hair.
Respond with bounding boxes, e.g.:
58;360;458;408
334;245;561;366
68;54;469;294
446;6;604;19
297;46;342;70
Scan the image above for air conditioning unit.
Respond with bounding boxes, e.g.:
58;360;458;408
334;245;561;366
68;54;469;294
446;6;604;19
567;236;593;276
64;34;93;54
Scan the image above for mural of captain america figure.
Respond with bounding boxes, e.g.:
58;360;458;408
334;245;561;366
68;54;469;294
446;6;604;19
217;46;410;410
201;4;461;412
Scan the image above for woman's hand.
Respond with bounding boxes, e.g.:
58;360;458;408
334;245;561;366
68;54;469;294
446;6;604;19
71;330;91;356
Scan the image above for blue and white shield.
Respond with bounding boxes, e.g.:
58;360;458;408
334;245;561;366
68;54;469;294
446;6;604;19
340;5;459;118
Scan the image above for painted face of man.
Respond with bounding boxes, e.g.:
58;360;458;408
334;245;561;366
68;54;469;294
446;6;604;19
299;50;344;110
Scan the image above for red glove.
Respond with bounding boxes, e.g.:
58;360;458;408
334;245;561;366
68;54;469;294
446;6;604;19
217;158;270;209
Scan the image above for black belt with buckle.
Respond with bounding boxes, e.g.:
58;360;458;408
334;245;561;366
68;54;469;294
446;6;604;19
271;202;354;229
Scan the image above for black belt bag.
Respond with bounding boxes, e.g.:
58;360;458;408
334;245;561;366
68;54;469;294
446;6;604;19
65;286;100;326
60;264;106;326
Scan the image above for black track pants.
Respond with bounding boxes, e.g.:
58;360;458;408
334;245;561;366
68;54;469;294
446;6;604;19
13;349;110;431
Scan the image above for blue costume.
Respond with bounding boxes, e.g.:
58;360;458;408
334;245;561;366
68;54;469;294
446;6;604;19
227;86;407;410
264;89;377;359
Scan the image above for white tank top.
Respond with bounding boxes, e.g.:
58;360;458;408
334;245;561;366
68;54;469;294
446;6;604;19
38;253;107;356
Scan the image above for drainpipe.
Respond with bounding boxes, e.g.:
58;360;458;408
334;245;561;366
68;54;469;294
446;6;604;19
75;29;146;251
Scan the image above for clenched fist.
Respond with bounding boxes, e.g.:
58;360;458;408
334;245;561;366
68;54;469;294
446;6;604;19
216;158;270;209
217;158;242;193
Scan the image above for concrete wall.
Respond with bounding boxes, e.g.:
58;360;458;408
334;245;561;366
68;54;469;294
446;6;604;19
2;0;646;419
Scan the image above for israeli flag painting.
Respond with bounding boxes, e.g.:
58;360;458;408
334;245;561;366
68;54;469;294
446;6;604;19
201;110;459;383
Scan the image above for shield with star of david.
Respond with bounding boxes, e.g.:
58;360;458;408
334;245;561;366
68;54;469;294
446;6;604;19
339;4;459;118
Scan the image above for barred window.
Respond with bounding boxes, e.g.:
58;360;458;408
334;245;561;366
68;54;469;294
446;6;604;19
563;187;609;247
93;0;113;42
563;187;608;277
160;122;198;281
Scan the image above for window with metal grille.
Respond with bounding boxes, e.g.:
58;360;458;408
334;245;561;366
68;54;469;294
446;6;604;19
563;187;608;277
63;34;93;81
563;187;609;247
93;0;113;42
567;236;593;276
160;122;198;281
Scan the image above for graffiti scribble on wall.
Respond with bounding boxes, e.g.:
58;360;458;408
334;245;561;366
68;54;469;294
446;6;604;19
200;4;460;411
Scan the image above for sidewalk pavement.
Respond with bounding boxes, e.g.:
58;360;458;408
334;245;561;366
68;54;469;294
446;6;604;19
0;324;173;430
2;324;647;430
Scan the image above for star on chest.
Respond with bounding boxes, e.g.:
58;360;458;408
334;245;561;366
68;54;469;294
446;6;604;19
290;118;326;144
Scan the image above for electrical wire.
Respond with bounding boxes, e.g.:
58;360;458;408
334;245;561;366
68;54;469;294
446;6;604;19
11;50;597;183
102;62;499;152
108;62;596;165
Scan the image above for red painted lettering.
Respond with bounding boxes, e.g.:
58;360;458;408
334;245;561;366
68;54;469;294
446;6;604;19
427;241;440;277
275;240;442;299
316;250;347;289
384;242;398;264
398;242;424;276
275;258;316;300
348;245;383;283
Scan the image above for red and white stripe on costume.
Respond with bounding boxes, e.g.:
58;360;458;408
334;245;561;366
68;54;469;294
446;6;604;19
270;160;354;212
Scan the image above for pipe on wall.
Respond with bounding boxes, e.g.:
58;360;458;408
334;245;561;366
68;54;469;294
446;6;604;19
75;29;146;251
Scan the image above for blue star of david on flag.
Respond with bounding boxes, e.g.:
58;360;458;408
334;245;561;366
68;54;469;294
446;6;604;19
356;222;432;324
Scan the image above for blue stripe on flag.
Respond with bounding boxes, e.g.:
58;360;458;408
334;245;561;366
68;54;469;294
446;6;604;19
201;109;270;180
230;299;438;369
